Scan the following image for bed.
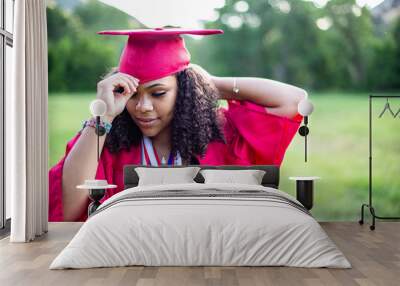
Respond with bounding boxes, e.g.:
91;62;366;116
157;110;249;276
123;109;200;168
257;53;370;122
49;165;351;269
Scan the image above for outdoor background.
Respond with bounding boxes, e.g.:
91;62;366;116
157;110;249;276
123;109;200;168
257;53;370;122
47;0;400;221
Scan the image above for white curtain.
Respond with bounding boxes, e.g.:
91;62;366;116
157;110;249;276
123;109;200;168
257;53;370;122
8;0;48;242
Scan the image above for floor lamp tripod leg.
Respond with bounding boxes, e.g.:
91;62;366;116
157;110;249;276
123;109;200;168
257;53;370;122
369;206;376;231
359;204;367;225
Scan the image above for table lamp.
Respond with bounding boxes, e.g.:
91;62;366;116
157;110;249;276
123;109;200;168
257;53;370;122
77;99;117;216
90;99;107;161
297;98;314;162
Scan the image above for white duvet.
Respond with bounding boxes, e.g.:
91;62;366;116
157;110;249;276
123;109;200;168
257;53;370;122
50;183;351;269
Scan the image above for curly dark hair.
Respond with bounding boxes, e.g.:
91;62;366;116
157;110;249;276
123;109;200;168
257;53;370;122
104;67;226;165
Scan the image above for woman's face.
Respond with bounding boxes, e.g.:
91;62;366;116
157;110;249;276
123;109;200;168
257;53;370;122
126;75;178;137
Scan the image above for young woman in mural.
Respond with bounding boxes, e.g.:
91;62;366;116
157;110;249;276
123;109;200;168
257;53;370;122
49;28;306;222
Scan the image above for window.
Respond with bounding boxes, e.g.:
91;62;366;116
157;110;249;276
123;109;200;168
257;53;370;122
0;0;14;235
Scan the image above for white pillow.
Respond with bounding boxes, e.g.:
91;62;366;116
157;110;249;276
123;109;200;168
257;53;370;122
135;167;201;186
200;169;266;185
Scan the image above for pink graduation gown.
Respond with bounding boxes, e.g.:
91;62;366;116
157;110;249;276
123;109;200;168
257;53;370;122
49;100;303;221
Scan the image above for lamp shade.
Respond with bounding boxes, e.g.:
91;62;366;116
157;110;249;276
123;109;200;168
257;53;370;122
90;99;107;117
298;99;314;116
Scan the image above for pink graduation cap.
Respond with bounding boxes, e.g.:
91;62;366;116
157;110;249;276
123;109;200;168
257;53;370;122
97;28;224;83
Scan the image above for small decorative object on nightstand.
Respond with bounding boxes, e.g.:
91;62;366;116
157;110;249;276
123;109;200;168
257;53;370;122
289;176;321;210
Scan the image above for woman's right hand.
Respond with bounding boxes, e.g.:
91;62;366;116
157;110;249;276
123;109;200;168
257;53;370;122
96;72;139;122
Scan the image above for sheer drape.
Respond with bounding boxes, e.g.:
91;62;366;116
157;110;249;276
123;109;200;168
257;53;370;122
8;0;48;242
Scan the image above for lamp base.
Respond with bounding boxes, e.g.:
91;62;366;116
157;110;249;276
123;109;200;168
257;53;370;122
88;188;106;216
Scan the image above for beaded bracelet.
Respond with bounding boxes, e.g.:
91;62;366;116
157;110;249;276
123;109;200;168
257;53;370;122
82;117;112;135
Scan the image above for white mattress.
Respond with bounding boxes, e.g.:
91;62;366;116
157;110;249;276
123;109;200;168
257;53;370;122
50;183;351;269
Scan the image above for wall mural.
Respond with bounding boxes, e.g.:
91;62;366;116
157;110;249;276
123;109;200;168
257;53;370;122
47;0;400;222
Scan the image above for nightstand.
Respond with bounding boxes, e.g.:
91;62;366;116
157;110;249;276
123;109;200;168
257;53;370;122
289;176;321;210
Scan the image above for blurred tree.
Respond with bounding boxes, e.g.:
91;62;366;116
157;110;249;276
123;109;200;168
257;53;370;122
74;0;141;33
324;0;376;89
47;0;143;93
203;0;333;90
391;18;400;89
367;18;400;90
47;4;74;41
47;0;400;92
202;0;382;91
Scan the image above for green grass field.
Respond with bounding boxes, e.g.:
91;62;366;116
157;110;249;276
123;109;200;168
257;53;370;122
49;92;400;221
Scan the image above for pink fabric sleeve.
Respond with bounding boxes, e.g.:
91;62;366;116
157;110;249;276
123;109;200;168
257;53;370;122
223;100;303;166
48;131;111;222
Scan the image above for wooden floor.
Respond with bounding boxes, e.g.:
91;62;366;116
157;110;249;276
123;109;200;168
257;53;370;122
0;222;399;286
